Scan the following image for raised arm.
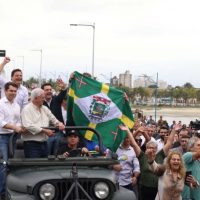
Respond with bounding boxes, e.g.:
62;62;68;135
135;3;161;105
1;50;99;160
146;146;165;176
119;124;141;157
0;57;10;73
163;129;176;155
53;78;67;103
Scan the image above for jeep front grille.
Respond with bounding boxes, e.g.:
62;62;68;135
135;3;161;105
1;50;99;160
34;178;115;200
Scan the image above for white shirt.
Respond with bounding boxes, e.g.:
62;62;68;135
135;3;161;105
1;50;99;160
0;96;21;134
156;138;164;153
61;106;67;125
140;135;156;146
21;102;60;142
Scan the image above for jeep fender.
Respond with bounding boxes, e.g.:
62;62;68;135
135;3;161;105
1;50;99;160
112;186;136;200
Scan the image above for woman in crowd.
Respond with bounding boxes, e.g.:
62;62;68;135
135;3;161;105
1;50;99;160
147;150;185;200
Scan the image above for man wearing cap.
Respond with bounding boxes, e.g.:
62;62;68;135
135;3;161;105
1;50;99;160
57;130;89;157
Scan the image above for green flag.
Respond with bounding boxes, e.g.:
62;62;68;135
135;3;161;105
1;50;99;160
67;71;134;151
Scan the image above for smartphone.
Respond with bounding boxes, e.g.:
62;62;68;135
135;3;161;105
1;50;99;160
185;171;192;183
0;50;6;57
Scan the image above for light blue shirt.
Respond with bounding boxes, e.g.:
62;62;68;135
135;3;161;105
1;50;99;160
182;152;200;200
116;145;140;186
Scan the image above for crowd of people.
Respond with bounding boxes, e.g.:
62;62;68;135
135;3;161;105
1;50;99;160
1;56;200;200
113;113;200;200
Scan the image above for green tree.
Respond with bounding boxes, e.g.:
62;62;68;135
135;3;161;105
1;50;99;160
183;82;194;88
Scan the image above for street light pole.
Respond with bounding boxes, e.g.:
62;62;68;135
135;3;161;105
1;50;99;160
70;23;95;77
31;49;43;87
154;72;158;122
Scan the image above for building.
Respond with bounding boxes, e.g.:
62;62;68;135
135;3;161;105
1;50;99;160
119;70;132;88
111;76;119;86
133;76;168;89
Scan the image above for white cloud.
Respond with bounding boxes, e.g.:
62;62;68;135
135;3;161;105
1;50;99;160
0;0;200;87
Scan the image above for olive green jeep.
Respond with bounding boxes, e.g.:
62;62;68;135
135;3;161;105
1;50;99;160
4;127;136;200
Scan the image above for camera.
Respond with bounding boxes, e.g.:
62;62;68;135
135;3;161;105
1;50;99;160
190;120;200;138
190;120;200;130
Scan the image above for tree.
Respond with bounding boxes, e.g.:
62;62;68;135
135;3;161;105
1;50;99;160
183;82;194;88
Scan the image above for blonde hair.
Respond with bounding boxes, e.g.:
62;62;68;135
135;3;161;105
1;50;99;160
165;151;186;178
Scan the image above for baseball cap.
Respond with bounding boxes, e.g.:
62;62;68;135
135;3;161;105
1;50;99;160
66;130;80;137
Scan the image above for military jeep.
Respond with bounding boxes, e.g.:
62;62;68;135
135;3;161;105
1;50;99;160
4;127;136;200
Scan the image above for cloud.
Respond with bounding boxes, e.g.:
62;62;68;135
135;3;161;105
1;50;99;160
1;0;200;87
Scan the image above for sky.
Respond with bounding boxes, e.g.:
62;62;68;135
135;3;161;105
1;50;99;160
0;0;200;87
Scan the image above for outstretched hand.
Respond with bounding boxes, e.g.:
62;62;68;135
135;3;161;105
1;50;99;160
173;124;181;132
56;78;66;90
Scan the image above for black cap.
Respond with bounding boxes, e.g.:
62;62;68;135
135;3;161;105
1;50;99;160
66;130;80;137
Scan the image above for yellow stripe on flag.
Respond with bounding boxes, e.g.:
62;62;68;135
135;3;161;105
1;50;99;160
120;114;134;129
68;88;78;100
101;84;109;95
85;123;97;140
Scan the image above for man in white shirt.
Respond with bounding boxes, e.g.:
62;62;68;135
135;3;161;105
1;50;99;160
156;126;169;153
21;88;65;158
0;57;28;110
114;135;140;198
0;82;25;199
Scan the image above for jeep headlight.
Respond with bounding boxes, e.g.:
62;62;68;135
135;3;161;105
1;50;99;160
39;183;55;200
94;182;109;199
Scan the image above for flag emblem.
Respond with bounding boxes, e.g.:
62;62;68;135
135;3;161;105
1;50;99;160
89;95;111;122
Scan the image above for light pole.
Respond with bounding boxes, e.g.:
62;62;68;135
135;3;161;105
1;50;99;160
31;49;43;87
154;73;158;122
70;23;95;77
